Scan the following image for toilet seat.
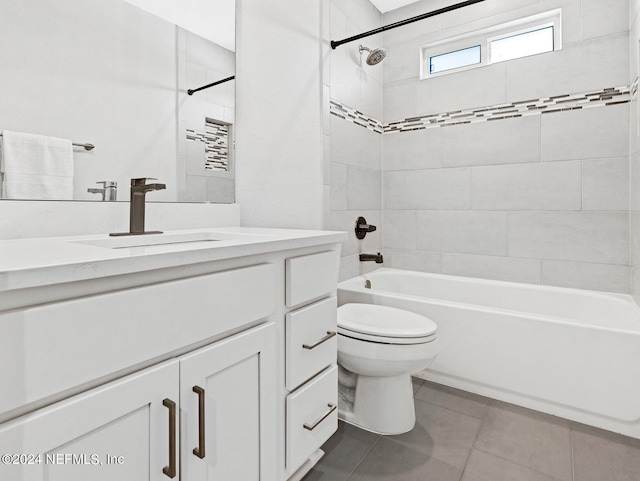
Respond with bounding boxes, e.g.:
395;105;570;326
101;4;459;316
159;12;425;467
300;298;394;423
338;304;437;345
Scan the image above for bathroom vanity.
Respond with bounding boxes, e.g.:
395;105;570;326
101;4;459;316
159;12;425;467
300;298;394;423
0;227;345;481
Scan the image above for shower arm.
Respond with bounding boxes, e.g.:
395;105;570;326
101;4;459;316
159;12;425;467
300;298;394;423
330;0;486;50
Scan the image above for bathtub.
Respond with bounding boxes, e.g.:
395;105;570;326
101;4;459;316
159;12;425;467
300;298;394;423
338;268;640;439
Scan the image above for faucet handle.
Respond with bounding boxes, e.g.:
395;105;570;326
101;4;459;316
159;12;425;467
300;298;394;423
131;177;157;186
97;181;117;188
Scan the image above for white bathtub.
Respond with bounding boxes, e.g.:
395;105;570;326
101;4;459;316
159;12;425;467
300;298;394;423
338;268;640;439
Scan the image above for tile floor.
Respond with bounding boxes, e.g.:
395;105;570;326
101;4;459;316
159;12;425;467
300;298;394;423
303;378;640;481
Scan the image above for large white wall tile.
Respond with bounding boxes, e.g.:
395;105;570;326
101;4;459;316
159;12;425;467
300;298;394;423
506;34;629;102
383;38;422;84
384;210;417;249
630;151;640;211
442;115;541;168
441;253;542;284
439;0;540;30
383;78;418;122
386;248;442;273
541;104;629;162
385;168;471;209
330;162;348;210
416;62;508;116
471;160;582;211
507;212;629;264
582;0;629;41
330;116;382;170
417;210;508;256
383;128;442;171
347;166;382;210
541;260;630;293
582;158;629;211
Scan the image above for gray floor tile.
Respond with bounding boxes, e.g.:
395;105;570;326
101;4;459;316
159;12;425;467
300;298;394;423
572;422;640;481
461;449;564;481
387;399;481;469
474;400;572;481
415;381;489;419
302;421;381;481
348;436;463;481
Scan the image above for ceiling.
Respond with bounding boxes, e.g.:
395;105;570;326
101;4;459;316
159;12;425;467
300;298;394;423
369;0;423;13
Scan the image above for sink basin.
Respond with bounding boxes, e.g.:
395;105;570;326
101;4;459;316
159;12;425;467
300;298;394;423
72;231;223;249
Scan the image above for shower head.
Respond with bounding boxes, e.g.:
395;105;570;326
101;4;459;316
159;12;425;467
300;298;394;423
359;45;387;66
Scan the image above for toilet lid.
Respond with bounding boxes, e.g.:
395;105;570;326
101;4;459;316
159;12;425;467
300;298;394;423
338;303;437;339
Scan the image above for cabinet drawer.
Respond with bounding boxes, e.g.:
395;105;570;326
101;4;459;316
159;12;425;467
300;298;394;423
0;263;275;417
286;366;338;474
285;251;339;307
286;297;337;390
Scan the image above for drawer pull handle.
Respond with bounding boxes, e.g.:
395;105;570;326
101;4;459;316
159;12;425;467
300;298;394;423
303;403;337;431
193;386;206;459
303;331;337;350
162;398;177;478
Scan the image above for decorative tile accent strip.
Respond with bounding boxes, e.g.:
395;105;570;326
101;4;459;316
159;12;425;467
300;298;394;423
186;119;230;171
329;100;383;134
632;77;638;100
330;85;630;135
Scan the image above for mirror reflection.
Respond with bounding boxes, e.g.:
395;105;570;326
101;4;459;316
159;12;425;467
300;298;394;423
0;0;235;203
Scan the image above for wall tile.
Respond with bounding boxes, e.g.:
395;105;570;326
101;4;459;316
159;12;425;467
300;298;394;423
385;168;471;210
441;253;541;284
338;253;361;282
384;210;417;250
506;34;629;102
330;116;382;170
330;162;347;210
582;157;629;211
347;166;382;210
507;211;629;264
541;103;629;162
416;62;508;116
383;78;418;123
630;151;640;211
330;47;362;108
383;128;442;171
323;134;331;186
442;115;541;168
582;0;629;41
630;213;640;300
471;160;582;211
440;0;540;30
417;211;508;256
383;38;423;84
360;71;383;120
541;260;630;293
386;248;442;273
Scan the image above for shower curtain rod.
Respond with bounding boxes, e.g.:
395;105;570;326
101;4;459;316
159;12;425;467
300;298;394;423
330;0;486;49
187;75;235;96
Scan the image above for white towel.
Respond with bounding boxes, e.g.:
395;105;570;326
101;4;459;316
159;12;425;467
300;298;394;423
1;130;74;200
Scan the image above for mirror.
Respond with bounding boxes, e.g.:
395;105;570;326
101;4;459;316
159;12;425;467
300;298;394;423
0;0;235;203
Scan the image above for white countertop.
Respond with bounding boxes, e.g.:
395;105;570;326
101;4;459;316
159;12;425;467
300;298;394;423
0;227;347;293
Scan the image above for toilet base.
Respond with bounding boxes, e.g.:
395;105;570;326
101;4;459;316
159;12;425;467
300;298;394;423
338;373;416;435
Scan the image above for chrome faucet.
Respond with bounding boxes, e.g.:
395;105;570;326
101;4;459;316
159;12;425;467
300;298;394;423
87;181;117;201
110;177;165;236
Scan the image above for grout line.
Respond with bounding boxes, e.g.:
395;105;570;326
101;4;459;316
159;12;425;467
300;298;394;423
344;432;384;481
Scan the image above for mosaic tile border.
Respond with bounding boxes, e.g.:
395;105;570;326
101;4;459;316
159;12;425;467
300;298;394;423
330;85;631;135
186;120;230;172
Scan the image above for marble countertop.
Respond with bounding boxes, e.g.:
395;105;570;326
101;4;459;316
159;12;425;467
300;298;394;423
0;227;347;293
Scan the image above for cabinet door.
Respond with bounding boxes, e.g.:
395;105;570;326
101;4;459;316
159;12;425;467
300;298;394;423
0;360;179;481
179;323;276;481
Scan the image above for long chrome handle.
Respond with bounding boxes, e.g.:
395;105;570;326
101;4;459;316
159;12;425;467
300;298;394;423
192;386;206;459
303;403;337;431
162;399;177;478
302;331;337;350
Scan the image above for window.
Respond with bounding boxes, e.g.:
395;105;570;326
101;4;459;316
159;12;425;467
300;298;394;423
430;45;481;74
420;10;561;79
489;26;554;63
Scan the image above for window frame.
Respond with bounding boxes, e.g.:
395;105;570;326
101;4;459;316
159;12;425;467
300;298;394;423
419;9;562;80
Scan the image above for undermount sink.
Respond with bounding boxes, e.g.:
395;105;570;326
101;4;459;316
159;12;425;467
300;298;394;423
71;231;224;249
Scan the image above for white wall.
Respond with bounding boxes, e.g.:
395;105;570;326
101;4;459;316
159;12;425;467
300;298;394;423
235;0;324;230
630;0;640;303
379;0;631;293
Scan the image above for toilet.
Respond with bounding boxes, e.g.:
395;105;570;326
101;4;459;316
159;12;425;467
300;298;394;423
336;303;439;435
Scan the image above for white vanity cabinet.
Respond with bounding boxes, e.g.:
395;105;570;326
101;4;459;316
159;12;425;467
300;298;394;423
0;359;180;481
0;322;276;481
283;251;340;479
0;227;346;481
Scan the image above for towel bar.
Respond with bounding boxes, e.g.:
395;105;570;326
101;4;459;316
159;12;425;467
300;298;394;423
0;133;94;151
